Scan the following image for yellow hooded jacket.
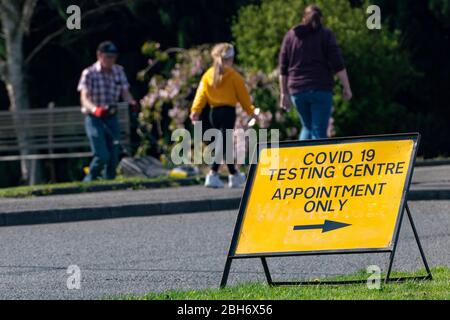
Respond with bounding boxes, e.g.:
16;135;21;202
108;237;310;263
191;66;255;115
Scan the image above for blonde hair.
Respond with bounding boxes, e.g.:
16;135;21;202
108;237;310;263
211;43;235;88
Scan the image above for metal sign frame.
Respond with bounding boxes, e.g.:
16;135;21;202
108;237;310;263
220;133;432;287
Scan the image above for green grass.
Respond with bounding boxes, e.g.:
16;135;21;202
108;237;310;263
120;267;449;300
0;175;201;198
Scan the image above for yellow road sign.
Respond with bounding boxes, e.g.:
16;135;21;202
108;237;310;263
233;134;418;256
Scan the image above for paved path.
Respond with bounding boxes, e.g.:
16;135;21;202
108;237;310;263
0;185;242;213
0;200;448;300
0;165;449;227
411;165;450;188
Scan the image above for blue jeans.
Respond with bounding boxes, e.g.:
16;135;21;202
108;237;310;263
291;90;333;140
83;115;121;182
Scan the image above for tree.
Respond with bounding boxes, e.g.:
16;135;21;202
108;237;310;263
429;0;450;28
0;0;131;184
0;0;38;183
374;0;450;157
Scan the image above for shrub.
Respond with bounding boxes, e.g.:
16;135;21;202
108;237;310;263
137;42;282;165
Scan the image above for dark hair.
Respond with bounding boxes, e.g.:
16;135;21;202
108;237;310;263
302;4;323;30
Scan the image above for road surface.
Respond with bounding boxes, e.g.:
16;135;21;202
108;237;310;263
0;200;448;299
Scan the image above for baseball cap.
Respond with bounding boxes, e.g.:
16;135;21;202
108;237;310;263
97;41;119;55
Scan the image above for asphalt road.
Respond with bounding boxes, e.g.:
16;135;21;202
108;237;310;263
0;201;449;300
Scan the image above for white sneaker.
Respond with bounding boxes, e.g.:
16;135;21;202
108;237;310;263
229;172;246;188
205;173;225;188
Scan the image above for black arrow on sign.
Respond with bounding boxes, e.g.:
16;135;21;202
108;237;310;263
293;220;351;233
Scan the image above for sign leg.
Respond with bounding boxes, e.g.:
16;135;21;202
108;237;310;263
220;257;233;288
385;203;406;284
405;202;433;279
385;201;433;284
261;257;273;285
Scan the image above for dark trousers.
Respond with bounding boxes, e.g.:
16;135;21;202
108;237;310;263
83;115;121;182
209;106;237;175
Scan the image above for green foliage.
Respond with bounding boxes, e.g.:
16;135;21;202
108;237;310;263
137;43;211;158
232;0;303;73
373;0;450;157
47;0;70;20
429;0;450;26
232;0;418;137
141;41;162;57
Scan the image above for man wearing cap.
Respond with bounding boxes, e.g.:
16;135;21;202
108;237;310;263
77;41;136;182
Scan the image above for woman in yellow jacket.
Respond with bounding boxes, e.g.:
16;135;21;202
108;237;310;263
190;43;258;188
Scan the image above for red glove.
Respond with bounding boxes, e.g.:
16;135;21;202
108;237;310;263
93;106;108;118
130;100;141;113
